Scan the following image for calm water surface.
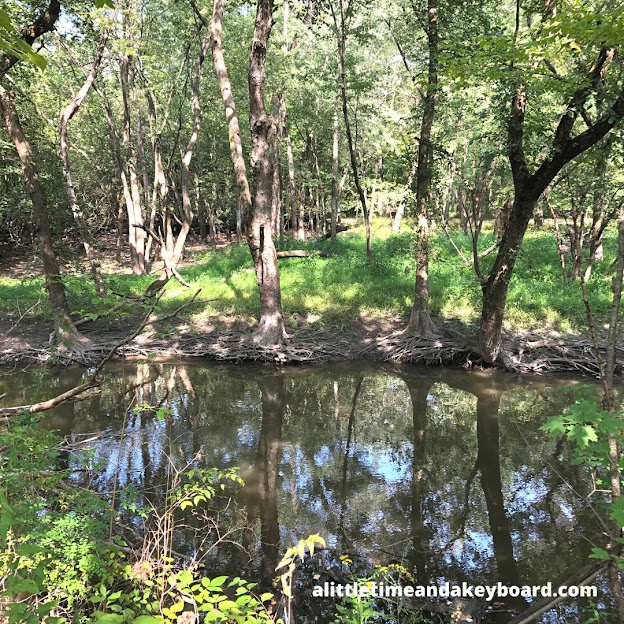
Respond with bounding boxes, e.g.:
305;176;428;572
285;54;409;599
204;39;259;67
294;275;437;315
0;362;612;622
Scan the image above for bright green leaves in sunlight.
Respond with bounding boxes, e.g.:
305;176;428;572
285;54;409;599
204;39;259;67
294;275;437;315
541;389;622;459
0;1;113;72
276;534;326;597
542;387;624;530
0;9;47;71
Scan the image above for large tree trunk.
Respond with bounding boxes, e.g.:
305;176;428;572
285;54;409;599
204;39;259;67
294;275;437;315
0;86;88;350
248;0;288;345
59;32;108;297
480;41;624;365
209;0;287;346
405;0;438;336
479;195;535;364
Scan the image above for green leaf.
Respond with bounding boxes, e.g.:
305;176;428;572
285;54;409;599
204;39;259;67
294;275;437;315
177;570;193;587
94;615;124;624
0;9;15;31
568;424;598;447
209;576;228;587
589;547;610;560
13;578;40;595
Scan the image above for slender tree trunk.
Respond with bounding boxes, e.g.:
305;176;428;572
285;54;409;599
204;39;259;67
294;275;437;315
119;54;146;275
393;146;418;233
0;86;87;349
145;28;210;295
284;114;299;239
330;97;340;244
405;0;438;336
210;0;287;345
586;139;612;279
270;95;282;238
333;2;371;257
59;32;108;296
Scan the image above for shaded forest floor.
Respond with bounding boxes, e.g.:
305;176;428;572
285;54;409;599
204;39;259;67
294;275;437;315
0;220;621;374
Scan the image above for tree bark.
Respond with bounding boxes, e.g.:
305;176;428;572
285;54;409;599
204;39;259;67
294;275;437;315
0;86;87;349
405;0;438;336
119;51;146;275
333;1;371;257
284;114;298;237
393;146;418;233
480;42;624;364
209;0;287;345
59;31;108;297
248;0;288;345
330;97;340;244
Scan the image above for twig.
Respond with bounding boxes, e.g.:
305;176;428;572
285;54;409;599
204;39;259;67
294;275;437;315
0;290;201;417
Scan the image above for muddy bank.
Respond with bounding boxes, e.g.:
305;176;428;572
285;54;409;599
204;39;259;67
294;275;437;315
0;315;620;376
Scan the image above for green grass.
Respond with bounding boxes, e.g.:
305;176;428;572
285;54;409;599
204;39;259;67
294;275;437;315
0;220;617;334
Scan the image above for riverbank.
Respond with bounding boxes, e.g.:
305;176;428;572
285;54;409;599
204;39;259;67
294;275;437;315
1;311;620;376
1;224;621;374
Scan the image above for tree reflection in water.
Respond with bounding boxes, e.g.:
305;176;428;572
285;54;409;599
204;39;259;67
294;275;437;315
23;361;605;621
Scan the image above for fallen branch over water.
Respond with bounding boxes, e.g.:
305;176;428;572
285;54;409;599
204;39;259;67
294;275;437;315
509;543;621;623
0;290;202;416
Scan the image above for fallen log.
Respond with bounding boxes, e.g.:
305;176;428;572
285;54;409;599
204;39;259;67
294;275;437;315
276;250;332;259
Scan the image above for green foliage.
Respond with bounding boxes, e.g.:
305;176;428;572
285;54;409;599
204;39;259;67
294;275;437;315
541;389;624;551
0;416;278;624
1;223;619;334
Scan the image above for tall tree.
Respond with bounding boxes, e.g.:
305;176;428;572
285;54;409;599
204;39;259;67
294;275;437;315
0;0;90;351
480;35;624;364
205;0;288;346
59;31;109;297
330;0;372;257
404;0;438;336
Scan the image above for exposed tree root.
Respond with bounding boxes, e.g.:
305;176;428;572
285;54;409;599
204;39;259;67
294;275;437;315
360;326;624;375
1;319;623;375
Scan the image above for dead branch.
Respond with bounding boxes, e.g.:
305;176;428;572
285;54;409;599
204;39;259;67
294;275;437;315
0;291;202;417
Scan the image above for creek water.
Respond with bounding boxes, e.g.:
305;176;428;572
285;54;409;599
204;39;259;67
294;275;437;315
0;361;613;622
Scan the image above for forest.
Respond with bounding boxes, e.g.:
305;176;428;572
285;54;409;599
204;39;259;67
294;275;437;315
2;0;624;622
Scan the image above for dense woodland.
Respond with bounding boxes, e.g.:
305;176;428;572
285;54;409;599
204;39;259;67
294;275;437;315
0;0;623;369
3;2;624;622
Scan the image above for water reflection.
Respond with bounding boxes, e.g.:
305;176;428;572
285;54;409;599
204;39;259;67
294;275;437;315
1;361;605;619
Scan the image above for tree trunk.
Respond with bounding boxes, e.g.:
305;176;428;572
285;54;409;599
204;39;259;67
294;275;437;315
482;40;624;365
393;146;418;233
144;28;210;295
330;98;340;244
333;3;371;257
119;53;146;275
0;86;87;350
405;0;438;336
210;0;287;345
248;0;287;345
284;115;298;237
59;31;108;297
479;195;536;364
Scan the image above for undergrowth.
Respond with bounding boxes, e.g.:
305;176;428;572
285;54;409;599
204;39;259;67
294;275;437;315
0;221;616;334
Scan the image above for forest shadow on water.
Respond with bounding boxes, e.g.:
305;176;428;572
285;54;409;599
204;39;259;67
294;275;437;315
1;362;616;623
